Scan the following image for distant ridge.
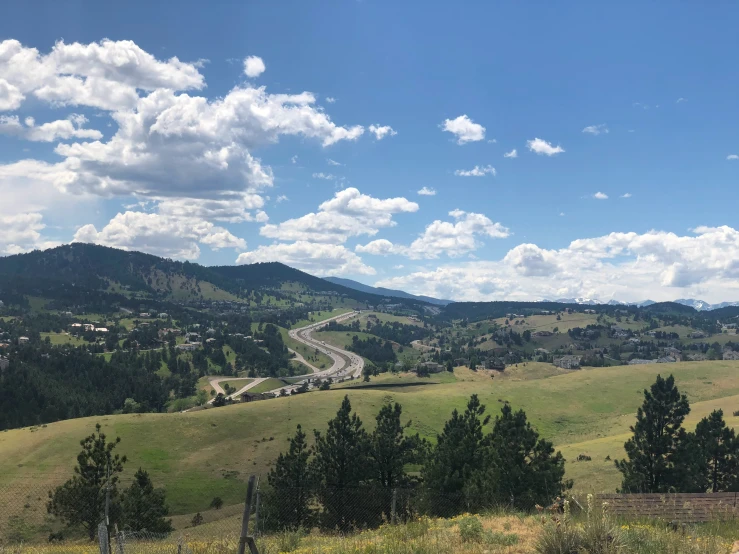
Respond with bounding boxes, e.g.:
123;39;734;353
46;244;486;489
324;276;452;306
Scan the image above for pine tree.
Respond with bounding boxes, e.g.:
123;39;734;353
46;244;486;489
267;425;314;529
368;403;424;489
311;396;369;530
465;403;570;509
47;424;127;540
695;409;738;492
121;469;173;533
421;395;489;516
615;374;690;492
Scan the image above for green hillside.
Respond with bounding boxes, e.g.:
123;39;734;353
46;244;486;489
3;359;739;534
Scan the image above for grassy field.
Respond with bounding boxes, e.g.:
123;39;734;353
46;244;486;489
40;332;86;346
3;360;739;531
279;327;333;370
290;308;354;330
248;378;286;394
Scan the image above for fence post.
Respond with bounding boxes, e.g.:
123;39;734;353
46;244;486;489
97;521;109;554
113;525;125;554
254;479;262;537
391;489;397;525
238;475;260;554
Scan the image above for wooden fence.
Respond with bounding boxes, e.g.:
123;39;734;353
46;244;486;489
597;493;739;523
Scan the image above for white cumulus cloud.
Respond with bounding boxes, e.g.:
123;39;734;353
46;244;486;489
243;56;266;78
417;187;436;196
236;241;374;276
375;226;739;303
368;124;397;140
582;124;609;135
454;165;496;177
356;209;509;260
593;192;609;200
260;187;418;244
440;115;485;144
527;138;565;156
727;154;739;161
73;211;246;260
0;113;102;142
503;149;517;158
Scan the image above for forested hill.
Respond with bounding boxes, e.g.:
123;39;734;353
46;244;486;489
439;300;711;322
0;244;422;307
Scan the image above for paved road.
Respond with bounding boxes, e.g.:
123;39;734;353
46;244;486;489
208;377;268;403
276;311;365;395
201;311;366;406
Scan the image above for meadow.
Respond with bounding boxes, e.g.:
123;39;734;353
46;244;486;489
2;359;739;539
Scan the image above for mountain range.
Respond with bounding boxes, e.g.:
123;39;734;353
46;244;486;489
550;297;739;312
0;244;738;314
323;277;452;306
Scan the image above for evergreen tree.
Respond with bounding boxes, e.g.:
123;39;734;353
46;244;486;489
695;410;738;492
369;403;425;491
121;469;173;533
421;395;489;516
615;374;690;492
47;424;127;540
266;425;314;529
310;396;369;530
465;404;570;509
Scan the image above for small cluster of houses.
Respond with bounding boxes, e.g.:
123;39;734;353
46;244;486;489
70;323;108;333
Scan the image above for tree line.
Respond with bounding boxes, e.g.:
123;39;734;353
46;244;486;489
263;394;569;531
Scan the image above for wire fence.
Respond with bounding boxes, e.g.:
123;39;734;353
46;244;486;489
3;477;739;553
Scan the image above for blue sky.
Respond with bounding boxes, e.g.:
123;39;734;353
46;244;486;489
1;1;739;302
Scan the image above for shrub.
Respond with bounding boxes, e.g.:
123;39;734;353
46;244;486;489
458;516;484;543
486;530;519;546
536;521;582;554
536;500;582;554
580;494;622;554
275;527;306;552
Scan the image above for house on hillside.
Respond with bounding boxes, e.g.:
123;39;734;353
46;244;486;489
663;347;682;358
553;355;580;369
241;391;270;403
176;342;199;352
485;359;505;371
18;336;29;344
416;361;443;373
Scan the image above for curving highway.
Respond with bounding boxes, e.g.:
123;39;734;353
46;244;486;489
276;311;365;395
204;311;365;405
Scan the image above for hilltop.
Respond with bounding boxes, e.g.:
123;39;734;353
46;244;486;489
0;243;426;309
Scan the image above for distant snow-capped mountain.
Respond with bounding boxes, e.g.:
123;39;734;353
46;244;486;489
674;299;739;311
540;297;736;310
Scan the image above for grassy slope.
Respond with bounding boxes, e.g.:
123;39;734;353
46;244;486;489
290;308;353;329
3;360;739;519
